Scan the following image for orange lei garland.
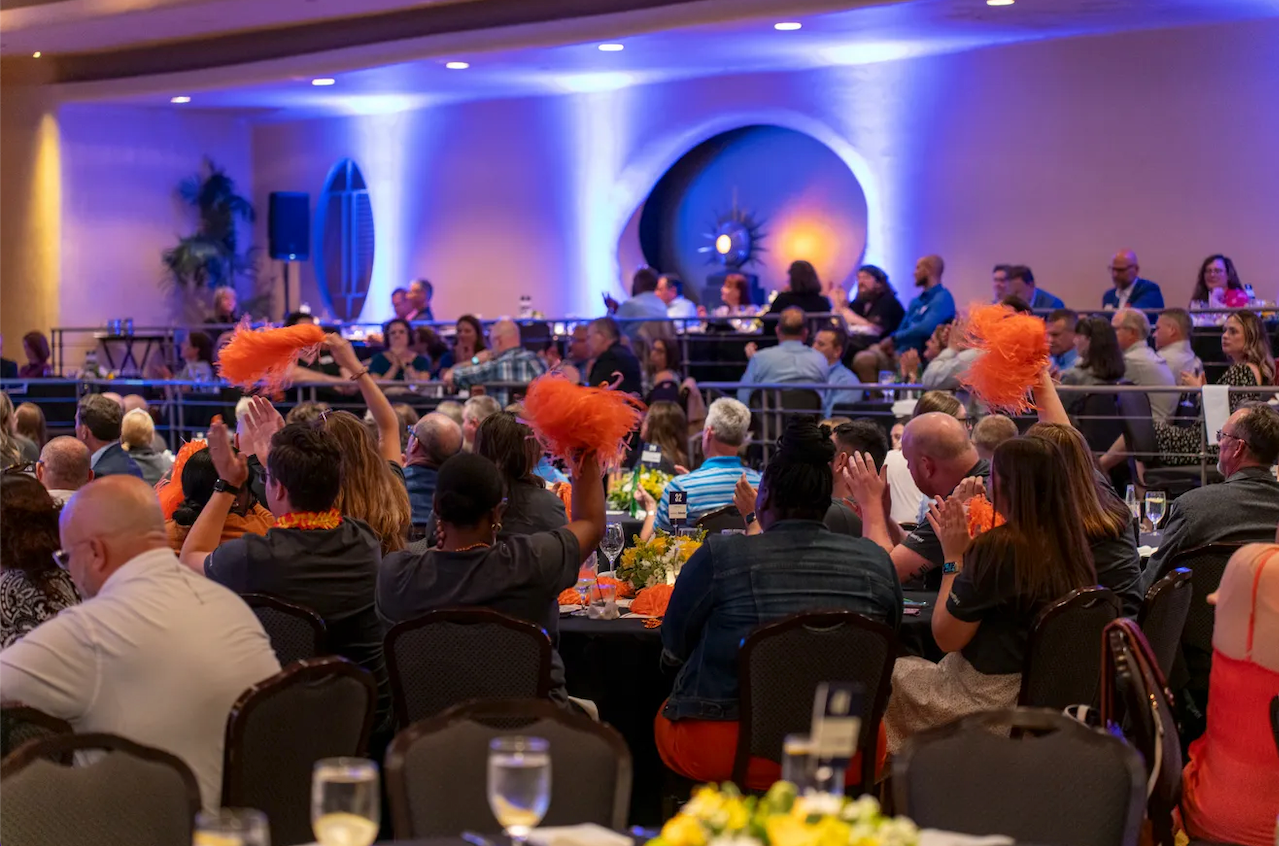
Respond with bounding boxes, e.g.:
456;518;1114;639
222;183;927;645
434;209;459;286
276;509;342;530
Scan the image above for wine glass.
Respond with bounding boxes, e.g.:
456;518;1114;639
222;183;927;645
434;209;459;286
1145;491;1167;534
311;758;380;846
1124;484;1140;522
600;523;624;572
878;370;897;402
194;809;270;846
487;736;551;845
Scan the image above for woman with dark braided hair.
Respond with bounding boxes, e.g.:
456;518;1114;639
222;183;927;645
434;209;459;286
0;475;80;646
164;447;274;553
655;418;902;789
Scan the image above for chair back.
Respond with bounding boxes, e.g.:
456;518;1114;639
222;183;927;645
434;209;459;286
386;698;631;838
1164;543;1247;693
1072;392;1125;455
385;608;553;726
894;708;1144;846
1137;568;1193;683
222;657;376;846
1114;387;1161;468
1020;586;1121;711
1270;694;1279;757
0;733;200;846
1;704;73;761
242;592;328;666
735;610;897;793
696;504;743;533
1100;619;1182;846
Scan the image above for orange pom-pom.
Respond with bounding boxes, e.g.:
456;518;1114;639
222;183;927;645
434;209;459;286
631;584;674;617
521;373;644;471
157;439;208;520
217;321;327;392
960;304;1049;413
966;494;1005;536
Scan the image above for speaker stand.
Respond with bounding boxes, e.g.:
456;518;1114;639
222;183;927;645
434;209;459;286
281;261;293;319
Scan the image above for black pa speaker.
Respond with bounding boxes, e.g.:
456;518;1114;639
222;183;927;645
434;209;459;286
268;192;310;261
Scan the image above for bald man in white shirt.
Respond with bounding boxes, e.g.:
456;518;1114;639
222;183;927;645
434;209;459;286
0;476;280;810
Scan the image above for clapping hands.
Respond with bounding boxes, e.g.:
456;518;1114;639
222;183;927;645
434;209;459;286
926;495;972;568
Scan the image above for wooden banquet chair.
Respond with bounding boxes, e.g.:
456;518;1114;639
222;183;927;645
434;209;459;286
1020;586;1121;712
1101;619;1183;846
735;610;897;794
385;698;631;839
222;657;377;846
1137;568;1193;684
384;607;553;726
0;733;201;846
894;708;1145;846
242;592;328;667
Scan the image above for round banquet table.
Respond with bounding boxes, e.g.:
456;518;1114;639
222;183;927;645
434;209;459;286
555;591;941;824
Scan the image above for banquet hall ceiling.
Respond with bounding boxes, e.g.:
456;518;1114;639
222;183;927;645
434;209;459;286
6;0;1278;116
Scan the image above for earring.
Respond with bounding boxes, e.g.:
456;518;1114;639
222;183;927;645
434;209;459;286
493;521;502;541
435;522;445;547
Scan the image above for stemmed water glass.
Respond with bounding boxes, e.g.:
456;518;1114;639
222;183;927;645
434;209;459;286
1145;491;1167;535
487;737;551;845
572;552;597;616
1124;484;1140;523
311;757;380;846
601;523;624;573
194;809;270;846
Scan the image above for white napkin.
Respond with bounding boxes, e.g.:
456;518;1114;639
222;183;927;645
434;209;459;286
1203;385;1231;446
529;824;632;846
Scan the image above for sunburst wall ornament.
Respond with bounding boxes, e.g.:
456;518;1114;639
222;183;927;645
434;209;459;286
698;202;767;270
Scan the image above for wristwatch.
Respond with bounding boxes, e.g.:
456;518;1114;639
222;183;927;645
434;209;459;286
470;355;481;365
213;479;242;496
744;511;758;526
942;561;959;575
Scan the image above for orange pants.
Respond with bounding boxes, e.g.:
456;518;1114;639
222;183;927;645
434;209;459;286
655;708;888;791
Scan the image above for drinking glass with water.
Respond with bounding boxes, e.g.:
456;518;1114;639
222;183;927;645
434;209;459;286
311;757;380;846
487;736;551;844
1145;491;1167;533
1124;484;1140;522
194;808;270;846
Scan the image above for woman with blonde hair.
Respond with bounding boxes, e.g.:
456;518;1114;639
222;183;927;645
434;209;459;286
320;410;411;555
14;402;47;450
121;408;173;485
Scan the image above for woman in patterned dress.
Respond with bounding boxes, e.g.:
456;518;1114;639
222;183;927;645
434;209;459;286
1155;310;1275;465
0;474;79;647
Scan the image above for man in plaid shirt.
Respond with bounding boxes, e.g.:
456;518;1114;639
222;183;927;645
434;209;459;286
444;318;546;407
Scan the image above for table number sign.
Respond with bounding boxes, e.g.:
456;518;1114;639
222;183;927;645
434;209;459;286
640;443;663;467
669;490;688;527
811;681;863;769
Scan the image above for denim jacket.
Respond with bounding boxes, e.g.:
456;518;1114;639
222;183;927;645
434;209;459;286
403;463;439;526
660;520;903;721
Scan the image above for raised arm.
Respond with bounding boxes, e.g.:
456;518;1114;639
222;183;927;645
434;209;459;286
326;333;402;465
565;452;606;560
1033;368;1071;427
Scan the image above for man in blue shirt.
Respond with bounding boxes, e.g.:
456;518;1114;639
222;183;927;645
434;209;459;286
811;326;863;417
1046;308;1079;372
1102;249;1164;312
736;307;828;405
653;398;760;533
610;267;670;343
852;254;954;383
403;412;463;527
1005;265;1064;310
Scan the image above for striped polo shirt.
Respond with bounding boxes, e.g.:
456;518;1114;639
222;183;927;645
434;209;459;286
654;456;761;532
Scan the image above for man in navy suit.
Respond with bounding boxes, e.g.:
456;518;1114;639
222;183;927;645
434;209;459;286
75;394;143;479
1102;249;1164;311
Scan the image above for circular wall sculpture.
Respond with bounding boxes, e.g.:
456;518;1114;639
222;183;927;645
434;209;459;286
622;125;869;306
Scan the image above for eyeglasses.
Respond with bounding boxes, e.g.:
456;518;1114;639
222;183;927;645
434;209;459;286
51;539;90;570
1217;429;1251;450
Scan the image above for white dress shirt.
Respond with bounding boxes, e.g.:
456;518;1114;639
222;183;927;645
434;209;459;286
884;449;927;525
0;547;280;810
1156;339;1203;383
1122;343;1178;422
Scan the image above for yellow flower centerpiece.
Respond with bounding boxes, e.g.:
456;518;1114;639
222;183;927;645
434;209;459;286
608;467;673;515
651;783;919;846
616;531;704;590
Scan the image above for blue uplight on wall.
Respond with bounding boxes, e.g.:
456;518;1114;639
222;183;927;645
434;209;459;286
315;158;375;321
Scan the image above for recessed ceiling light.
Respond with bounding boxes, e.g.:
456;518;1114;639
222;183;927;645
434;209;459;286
986;0;1014;5
445;61;470;70
32;51;42;58
774;22;802;31
311;78;336;86
171;96;191;104
598;43;624;52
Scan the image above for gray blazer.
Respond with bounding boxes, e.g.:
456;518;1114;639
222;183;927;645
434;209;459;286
1122;344;1177;422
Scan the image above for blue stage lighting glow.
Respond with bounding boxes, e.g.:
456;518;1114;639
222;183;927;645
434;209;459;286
553;72;636;94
